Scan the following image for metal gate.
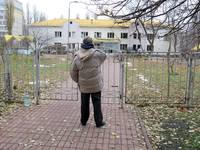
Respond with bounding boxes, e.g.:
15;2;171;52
36;44;79;102
36;47;123;105
101;50;122;104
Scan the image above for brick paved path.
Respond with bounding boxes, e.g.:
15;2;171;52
0;101;152;150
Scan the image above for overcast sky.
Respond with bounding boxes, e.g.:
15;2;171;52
19;0;96;20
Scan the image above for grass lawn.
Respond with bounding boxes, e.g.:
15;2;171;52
124;55;200;105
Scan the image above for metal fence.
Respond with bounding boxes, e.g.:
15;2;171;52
123;51;200;106
1;47;200;107
0;48;36;102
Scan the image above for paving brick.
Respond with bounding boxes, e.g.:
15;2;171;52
0;98;153;150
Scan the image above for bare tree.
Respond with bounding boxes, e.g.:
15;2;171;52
84;0;200;42
39;12;47;22
5;0;15;35
33;5;39;23
22;3;48;48
25;27;53;52
26;3;32;24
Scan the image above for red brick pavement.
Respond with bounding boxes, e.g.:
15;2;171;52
0;100;153;150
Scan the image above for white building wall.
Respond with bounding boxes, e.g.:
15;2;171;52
28;19;181;53
128;24;179;52
62;20;80;46
78;26;129;50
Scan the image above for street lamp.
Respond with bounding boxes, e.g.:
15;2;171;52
67;1;78;60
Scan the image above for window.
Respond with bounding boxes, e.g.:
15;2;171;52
147;34;153;40
120;44;127;50
138;45;141;49
147;45;151;51
55;43;61;45
121;33;128;38
0;16;3;19
107;32;114;38
81;32;88;38
138;33;141;39
72;44;75;49
94;32;101;38
55;31;62;37
0;26;6;29
133;33;137;39
72;31;75;38
133;45;136;50
68;32;71;37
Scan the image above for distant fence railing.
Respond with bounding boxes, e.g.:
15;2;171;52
123;51;200;106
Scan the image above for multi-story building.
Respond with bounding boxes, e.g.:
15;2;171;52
28;18;180;52
0;0;23;36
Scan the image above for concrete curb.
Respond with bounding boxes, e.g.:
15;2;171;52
135;106;153;150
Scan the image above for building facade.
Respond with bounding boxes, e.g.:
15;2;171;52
28;19;180;53
0;0;23;36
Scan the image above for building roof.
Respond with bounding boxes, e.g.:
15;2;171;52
92;38;119;43
27;18;168;28
192;44;200;50
27;19;134;27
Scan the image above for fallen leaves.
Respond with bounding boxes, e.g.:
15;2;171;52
73;129;80;133
139;105;200;149
110;136;116;140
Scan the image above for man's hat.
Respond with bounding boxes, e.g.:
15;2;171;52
83;36;93;44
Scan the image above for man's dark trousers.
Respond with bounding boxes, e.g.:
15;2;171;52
81;91;103;126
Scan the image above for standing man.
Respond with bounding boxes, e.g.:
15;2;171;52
70;36;106;128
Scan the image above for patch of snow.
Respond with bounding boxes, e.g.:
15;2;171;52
60;58;66;61
29;79;49;84
34;64;56;67
130;68;137;70
137;74;149;82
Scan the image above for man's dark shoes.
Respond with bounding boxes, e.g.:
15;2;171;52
81;120;86;126
96;121;105;128
81;122;86;126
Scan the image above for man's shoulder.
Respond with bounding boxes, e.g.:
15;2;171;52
94;49;106;55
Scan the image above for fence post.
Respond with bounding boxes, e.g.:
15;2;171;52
187;52;193;107
120;52;124;109
36;49;39;105
6;48;11;100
